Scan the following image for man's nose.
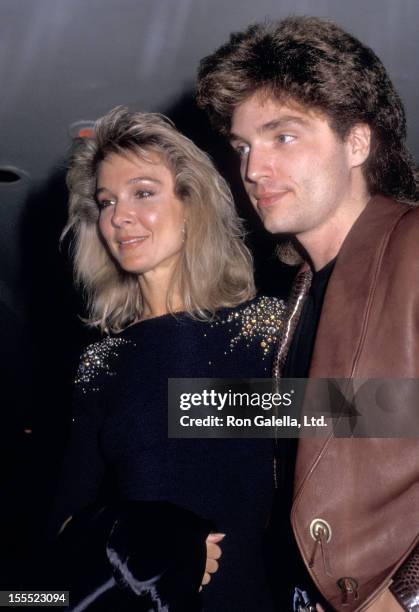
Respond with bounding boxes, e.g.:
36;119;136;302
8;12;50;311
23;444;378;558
244;147;274;183
111;198;136;227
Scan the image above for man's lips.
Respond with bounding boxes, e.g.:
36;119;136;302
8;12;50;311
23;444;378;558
254;191;289;208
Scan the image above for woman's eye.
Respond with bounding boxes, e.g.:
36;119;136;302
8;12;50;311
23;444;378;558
97;198;115;210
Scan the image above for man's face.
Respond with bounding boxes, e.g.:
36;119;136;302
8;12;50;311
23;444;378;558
230;92;359;240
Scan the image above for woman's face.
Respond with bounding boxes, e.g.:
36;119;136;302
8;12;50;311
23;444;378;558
96;151;185;279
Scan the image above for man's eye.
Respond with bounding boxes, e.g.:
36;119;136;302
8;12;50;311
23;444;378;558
234;144;250;158
277;134;295;144
135;190;153;199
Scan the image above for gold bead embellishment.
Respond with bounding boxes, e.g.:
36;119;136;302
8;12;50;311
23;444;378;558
75;337;133;394
226;297;286;357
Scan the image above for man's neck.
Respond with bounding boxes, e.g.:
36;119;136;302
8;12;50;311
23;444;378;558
297;192;370;271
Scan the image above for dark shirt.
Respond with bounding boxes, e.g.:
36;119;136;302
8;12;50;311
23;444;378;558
269;260;335;611
283;258;336;379
51;297;286;612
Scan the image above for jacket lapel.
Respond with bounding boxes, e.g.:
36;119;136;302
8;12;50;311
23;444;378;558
294;195;410;496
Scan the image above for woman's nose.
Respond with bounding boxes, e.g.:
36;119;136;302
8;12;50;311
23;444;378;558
111;198;136;227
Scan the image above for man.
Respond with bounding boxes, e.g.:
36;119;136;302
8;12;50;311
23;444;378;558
197;16;419;612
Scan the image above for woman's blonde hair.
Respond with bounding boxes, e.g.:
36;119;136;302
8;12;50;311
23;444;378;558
64;106;255;332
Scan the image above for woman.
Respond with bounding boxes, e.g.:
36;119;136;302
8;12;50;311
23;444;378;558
53;107;286;611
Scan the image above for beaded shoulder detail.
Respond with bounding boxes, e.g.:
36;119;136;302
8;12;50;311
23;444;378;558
74;297;287;393
211;296;286;358
75;336;134;395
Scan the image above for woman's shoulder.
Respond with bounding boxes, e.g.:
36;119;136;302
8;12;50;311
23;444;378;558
219;295;287;330
214;295;287;359
74;334;135;396
224;295;286;319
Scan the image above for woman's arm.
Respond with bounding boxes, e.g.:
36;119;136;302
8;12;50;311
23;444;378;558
48;385;106;539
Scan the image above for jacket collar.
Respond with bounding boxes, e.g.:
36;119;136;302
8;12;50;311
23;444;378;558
309;195;410;378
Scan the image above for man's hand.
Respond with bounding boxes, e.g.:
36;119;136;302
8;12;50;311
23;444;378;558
200;533;225;590
315;588;402;611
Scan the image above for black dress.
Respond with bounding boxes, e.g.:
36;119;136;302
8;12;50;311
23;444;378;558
52;296;286;612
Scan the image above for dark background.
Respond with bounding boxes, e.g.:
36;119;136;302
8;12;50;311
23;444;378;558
0;0;417;582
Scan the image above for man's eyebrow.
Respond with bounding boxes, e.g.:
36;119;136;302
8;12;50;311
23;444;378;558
95;176;162;196
230;115;308;142
259;115;308;133
229;133;245;144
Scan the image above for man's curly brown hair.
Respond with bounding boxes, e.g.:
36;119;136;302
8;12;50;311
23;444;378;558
197;16;418;202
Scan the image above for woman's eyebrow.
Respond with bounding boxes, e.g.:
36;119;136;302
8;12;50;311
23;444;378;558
126;176;163;185
96;176;163;195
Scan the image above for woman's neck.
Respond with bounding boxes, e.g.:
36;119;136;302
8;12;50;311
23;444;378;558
138;269;184;320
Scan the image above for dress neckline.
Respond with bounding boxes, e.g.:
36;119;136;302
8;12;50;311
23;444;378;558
116;310;189;335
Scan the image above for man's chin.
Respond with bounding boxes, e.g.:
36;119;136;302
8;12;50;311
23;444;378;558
261;217;290;235
260;212;306;236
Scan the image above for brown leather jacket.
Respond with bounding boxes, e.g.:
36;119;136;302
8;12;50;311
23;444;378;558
286;196;419;610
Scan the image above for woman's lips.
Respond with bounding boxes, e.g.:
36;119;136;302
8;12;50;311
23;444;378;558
117;236;149;249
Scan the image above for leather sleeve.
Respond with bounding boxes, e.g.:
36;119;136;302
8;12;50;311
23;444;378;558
390;542;419;611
